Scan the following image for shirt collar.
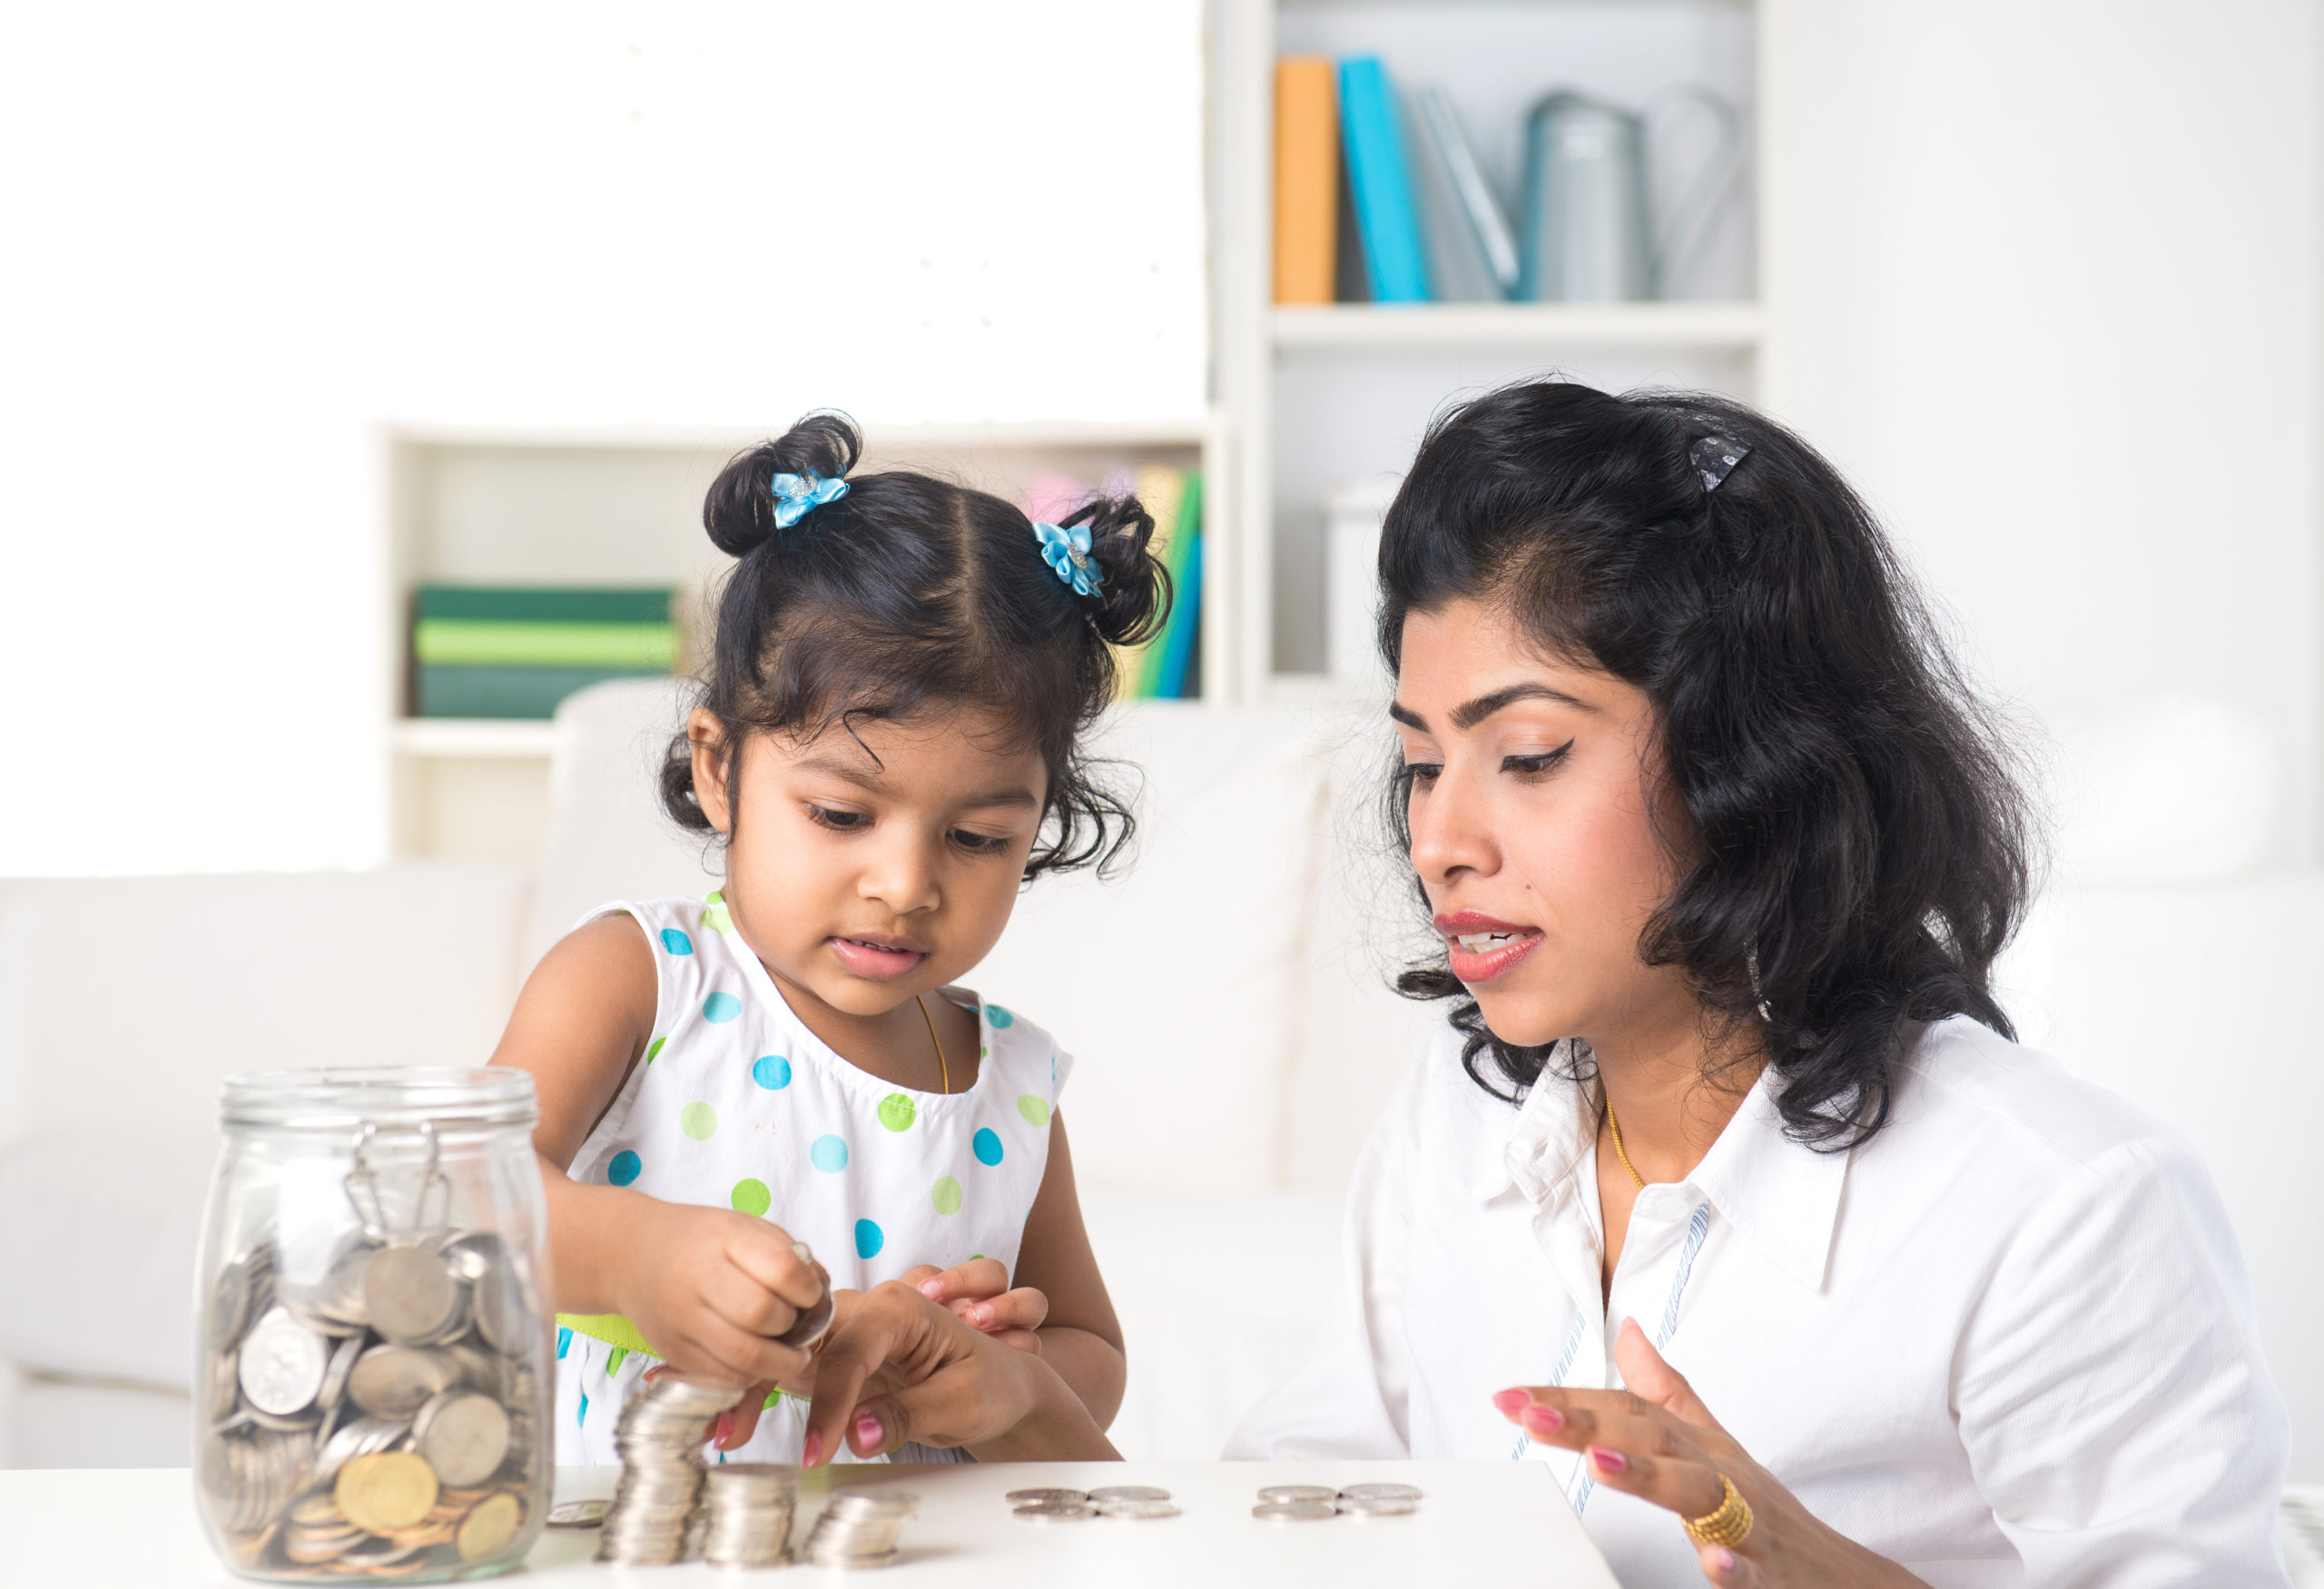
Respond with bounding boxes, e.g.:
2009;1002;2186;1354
1472;1045;1849;1293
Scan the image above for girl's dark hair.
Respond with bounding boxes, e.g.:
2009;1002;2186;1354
1381;380;2032;1148
663;411;1170;879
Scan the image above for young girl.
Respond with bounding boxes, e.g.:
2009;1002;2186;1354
491;412;1164;1467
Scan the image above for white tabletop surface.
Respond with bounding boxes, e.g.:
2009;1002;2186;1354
1;1460;1620;1587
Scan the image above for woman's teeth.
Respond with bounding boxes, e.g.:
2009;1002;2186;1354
1456;932;1526;952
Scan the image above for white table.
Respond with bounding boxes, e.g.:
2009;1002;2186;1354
1;1461;1621;1587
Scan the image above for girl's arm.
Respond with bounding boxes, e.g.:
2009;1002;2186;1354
1008;1114;1128;1427
492;915;823;1394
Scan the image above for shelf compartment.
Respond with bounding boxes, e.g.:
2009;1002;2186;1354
1272;301;1762;351
390;718;558;760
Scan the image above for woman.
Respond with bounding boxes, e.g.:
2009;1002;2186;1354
1226;381;2290;1586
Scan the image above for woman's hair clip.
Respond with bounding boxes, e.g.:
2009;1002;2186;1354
1032;520;1105;597
769;469;850;529
1689;434;1753;493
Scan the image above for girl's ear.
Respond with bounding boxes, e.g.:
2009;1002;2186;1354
688;708;736;834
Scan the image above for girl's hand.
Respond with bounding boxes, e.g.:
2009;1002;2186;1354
1494;1320;1929;1589
801;1279;1116;1467
901;1258;1049;1353
616;1201;827;1394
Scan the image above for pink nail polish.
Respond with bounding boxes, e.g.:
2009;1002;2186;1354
1713;1546;1736;1574
1589;1446;1628;1474
802;1430;822;1467
1520;1405;1563;1435
1492;1388;1531;1415
713;1410;734;1447
853;1412;882;1449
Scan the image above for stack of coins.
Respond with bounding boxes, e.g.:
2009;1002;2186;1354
1006;1485;1180;1522
699;1464;800;1567
596;1376;743;1565
198;1224;545;1579
798;1491;921;1567
1252;1482;1423;1521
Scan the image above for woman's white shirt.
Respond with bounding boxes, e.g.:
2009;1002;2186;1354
1226;1016;2290;1587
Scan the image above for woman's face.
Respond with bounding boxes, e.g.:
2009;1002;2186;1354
1393;597;1695;1051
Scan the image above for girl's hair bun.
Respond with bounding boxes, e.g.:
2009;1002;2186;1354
703;411;864;557
1068;495;1172;647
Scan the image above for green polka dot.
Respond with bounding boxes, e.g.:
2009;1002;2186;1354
763;1387;783;1409
730;1178;770;1217
644;1036;666;1064
701;898;733;934
931;1175;962;1216
878;1093;917;1132
680;1101;718;1140
1017;1094;1051;1128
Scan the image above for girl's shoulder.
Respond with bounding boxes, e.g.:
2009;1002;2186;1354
934;988;1074;1104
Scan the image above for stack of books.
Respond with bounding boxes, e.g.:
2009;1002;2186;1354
1020;467;1203;700
410;586;680;719
1275;55;1521;305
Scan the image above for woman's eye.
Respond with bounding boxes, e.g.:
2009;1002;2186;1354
950;828;1011;856
1399;762;1443;790
1502;741;1576;778
805;804;869;833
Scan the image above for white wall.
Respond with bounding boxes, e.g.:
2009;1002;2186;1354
0;2;1206;876
1777;0;2322;861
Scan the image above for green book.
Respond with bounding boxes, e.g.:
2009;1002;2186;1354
415;586;673;625
416;665;662;720
1136;469;1203;699
413;619;678;669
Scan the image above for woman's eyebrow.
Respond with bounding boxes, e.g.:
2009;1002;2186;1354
1393;682;1599;734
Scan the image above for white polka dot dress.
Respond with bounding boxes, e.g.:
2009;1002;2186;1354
553;892;1071;1466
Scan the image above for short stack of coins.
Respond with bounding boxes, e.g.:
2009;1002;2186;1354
197;1227;545;1579
1252;1481;1423;1521
798;1490;921;1567
595;1376;743;1565
699;1464;800;1568
1007;1485;1180;1522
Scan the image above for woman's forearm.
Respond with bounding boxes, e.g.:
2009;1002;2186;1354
1032;1325;1127;1429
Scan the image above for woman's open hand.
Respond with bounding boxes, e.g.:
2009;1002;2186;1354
802;1279;1115;1467
1495;1320;1927;1588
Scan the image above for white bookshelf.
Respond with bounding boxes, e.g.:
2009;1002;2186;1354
1212;0;1787;682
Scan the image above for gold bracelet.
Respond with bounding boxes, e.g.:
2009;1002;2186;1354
1682;1474;1754;1548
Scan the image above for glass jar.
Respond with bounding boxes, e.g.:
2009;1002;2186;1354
194;1068;553;1582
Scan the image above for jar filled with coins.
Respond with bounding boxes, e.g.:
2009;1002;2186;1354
195;1068;553;1582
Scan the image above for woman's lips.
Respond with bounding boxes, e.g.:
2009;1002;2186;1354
1435;913;1543;985
826;935;928;982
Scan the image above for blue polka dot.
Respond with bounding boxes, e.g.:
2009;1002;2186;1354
985;1004;1014;1029
606;1150;642;1186
973;1128;1004;1167
556;1326;573;1360
752;1054;793;1091
576;1391;589;1427
854;1219;884;1258
703;992;742;1023
810;1135;848;1173
659;928;694;956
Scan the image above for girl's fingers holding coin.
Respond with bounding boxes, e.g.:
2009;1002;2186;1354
724;1219;827;1308
677;1312;810;1387
703;1258;803;1338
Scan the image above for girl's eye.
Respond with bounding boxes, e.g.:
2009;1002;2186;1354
950;828;1012;856
805;804;869;833
1502;740;1576;778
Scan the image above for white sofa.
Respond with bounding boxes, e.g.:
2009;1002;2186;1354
2;683;2317;1486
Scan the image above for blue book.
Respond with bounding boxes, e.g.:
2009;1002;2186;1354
1337;57;1432;303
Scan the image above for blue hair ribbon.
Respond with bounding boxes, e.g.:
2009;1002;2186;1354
1032;520;1104;597
769;470;849;529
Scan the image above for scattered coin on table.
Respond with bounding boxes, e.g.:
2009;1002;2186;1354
1096;1497;1182;1519
1006;1487;1090;1505
1088;1485;1172;1503
1337;1482;1423;1503
545;1499;607;1528
1013;1500;1099;1523
1256;1485;1340;1505
1336;1493;1419;1517
1253;1501;1339;1522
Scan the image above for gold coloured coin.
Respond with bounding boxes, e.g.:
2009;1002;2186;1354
457;1492;524;1563
335;1450;440;1534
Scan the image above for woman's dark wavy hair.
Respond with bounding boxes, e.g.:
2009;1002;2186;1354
662;411;1170;880
1381;380;2032;1148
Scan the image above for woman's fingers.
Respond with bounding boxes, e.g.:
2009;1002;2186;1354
801;1287;937;1468
1699;1541;1760;1585
1577;1441;1730;1525
1614;1319;1729;1437
714;1383;777;1450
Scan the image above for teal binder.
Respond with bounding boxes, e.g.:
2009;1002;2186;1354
1338;58;1432;303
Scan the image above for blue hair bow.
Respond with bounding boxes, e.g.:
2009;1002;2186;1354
1032;520;1104;597
769;470;850;529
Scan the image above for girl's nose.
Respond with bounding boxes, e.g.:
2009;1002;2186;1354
860;836;941;914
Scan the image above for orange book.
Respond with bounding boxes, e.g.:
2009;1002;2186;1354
1274;58;1338;304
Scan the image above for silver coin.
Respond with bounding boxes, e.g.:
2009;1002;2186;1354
1256;1485;1339;1505
315;1333;363;1412
237;1307;327;1416
1088;1485;1171;1503
346;1343;454;1420
1253;1502;1337;1522
1006;1487;1089;1505
1337;1482;1423;1502
1013;1501;1098;1522
1337;1494;1418;1517
1097;1498;1182;1519
208;1249;262;1347
209;1349;241;1421
365;1243;466;1345
414;1389;511;1487
547;1499;607;1528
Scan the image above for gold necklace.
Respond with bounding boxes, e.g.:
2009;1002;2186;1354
915;994;950;1095
1603;1093;1647;1189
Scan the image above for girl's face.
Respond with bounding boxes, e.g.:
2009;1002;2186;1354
1393;597;1697;1051
689;706;1049;1022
